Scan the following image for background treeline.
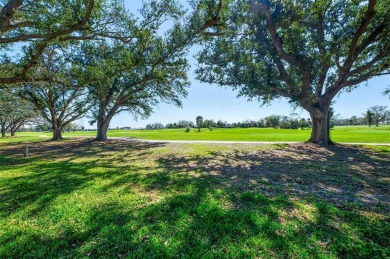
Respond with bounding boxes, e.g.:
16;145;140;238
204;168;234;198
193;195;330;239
145;106;390;130
162;116;308;129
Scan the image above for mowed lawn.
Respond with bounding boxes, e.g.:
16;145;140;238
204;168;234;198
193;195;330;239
9;125;390;143
0;137;389;257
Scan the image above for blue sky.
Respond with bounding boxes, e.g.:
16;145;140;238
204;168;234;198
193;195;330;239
102;69;389;129
82;0;390;128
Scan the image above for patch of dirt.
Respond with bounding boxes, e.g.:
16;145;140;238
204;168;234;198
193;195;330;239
1;140;389;213
157;142;390;213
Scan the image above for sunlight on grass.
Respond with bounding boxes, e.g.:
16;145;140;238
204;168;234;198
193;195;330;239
3;125;389;143
0;139;389;257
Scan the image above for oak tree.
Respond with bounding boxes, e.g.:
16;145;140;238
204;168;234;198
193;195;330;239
0;0;135;85
19;48;91;140
196;115;203;132
196;0;390;144
77;0;225;140
368;105;389;126
0;88;36;137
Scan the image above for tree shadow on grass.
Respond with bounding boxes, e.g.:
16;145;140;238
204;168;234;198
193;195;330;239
155;143;390;213
0;139;166;216
0;141;389;257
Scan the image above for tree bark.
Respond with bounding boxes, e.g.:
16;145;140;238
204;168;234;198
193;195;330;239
52;125;63;140
306;104;334;144
10;121;24;137
95;107;112;141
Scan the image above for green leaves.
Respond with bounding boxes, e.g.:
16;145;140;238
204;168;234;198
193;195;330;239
196;0;390;106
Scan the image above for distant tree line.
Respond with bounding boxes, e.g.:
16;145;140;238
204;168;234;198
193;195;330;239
146;106;390;131
160;115;310;130
145;123;165;130
165;120;195;129
332;106;390;127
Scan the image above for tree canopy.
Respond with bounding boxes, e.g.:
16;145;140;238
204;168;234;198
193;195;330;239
0;88;36;137
70;0;226;140
368;105;389;126
0;0;142;85
196;0;390;144
0;0;226;140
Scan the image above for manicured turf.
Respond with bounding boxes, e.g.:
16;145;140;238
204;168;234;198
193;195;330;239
0;138;389;257
2;125;389;143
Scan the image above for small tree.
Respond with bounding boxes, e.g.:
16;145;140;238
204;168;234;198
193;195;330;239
368;105;389;126
365;110;374;127
0;89;37;137
299;118;307;130
264;115;280;128
289;119;299;129
349;116;358;126
203;119;214;131
216;119;227;128
145;123;164;130
177;120;194;128
196;116;203;132
279;116;290;129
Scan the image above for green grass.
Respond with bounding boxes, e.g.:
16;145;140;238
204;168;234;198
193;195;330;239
3;125;390;143
0;138;389;257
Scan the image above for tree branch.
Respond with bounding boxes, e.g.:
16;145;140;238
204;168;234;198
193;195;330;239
350;45;390;76
342;0;377;72
315;11;330;96
0;0;95;84
0;0;23;34
258;0;301;67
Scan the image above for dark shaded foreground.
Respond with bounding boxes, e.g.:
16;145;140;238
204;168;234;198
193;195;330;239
0;139;389;258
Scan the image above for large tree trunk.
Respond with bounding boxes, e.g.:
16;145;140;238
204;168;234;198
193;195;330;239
11;130;15;137
96;120;109;141
52;125;63;140
306;104;333;144
95;107;112;141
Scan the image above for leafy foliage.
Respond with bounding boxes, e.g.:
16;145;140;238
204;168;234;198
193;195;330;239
368;105;389;126
0;0;146;85
65;0;227;140
196;0;390;143
0;88;37;136
18;49;90;140
145;123;165;130
196;115;204;132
